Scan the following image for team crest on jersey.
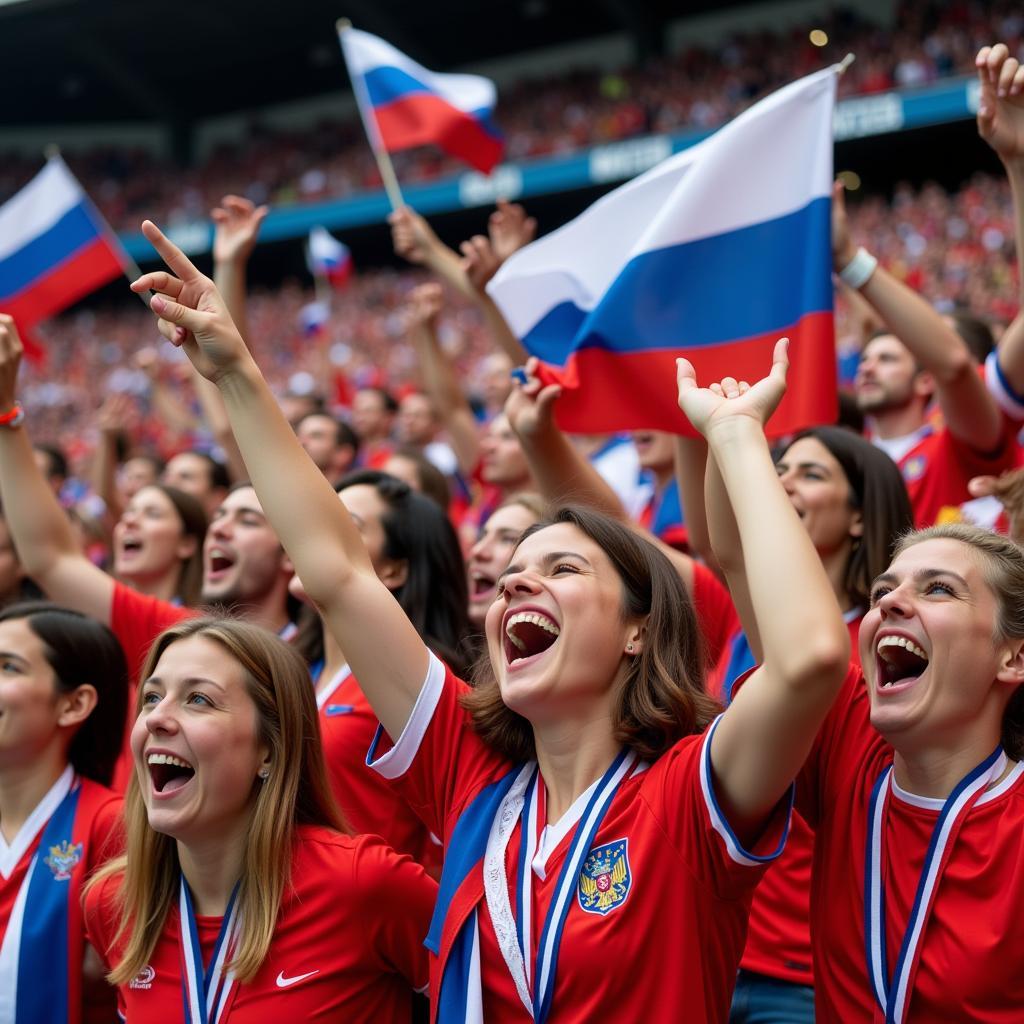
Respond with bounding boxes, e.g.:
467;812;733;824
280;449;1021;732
902;455;927;483
577;839;631;916
44;839;83;881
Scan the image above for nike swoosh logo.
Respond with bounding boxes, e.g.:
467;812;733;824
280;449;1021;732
276;969;319;988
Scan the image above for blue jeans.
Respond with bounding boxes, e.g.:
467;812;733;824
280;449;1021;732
729;970;815;1024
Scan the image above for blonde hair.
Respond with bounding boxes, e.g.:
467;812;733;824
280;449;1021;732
895;523;1024;758
88;617;344;984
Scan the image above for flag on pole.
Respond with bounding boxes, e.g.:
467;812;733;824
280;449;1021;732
298;299;331;337
306;226;353;288
338;26;504;175
487;66;840;437
0;155;128;361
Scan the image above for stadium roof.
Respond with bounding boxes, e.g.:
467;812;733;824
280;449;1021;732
1;0;765;126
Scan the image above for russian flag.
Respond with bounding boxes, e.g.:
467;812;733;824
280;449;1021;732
338;26;504;175
487;67;840;437
298;299;331;337
307;226;353;288
0;156;126;361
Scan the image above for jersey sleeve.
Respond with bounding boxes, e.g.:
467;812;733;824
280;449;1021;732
366;651;512;840
82;871;121;976
638;719;791;901
85;793;125;873
110;580;193;683
690;561;740;674
986;350;1024;422
349;835;437;993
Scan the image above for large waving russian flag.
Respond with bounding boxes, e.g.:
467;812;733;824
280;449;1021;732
338;26;504;175
487;67;839;437
0;156;126;361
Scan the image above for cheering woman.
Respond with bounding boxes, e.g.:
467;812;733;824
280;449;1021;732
127;221;850;1022
85;616;436;1021
0;601;127;1024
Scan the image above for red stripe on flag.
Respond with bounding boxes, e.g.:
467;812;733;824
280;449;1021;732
539;311;836;438
374;94;503;174
3;236;124;327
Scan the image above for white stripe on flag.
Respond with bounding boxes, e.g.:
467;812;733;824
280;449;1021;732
0;157;85;262
338;27;495;115
487;66;837;340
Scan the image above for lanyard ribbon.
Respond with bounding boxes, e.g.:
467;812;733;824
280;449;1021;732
484;748;635;1024
179;877;242;1024
864;747;1005;1024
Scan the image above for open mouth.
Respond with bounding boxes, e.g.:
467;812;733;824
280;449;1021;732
470;571;496;600
207;548;236;579
876;635;929;690
147;752;196;794
121;538;144;555
504;611;560;665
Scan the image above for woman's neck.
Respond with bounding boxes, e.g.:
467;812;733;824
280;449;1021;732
892;733;1011;800
318;626;348;694
177;823;249;916
821;544;856;614
0;749;68;843
122;564;181;603
532;709;621;823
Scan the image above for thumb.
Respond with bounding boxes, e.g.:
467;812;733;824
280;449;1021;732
968;475;998;498
676;357;696;391
770;337;791;382
150;294;205;333
535;383;563;415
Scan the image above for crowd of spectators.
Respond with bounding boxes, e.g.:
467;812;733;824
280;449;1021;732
2;0;1021;232
15;166;1021;481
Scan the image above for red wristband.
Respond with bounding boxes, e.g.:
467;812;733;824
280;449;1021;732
0;402;24;427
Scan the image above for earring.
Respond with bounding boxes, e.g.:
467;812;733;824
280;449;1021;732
258;767;270;781
626;643;635;653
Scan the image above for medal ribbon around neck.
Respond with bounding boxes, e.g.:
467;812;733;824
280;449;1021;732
484;748;636;1024
179;876;242;1024
864;746;1005;1024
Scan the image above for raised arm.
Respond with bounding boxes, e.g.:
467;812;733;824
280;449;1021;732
976;45;1024;408
504;359;703;593
405;283;481;475
131;222;428;739
677;342;849;835
390;205;527;363
833;181;1002;451
91;393;137;526
0;316;115;624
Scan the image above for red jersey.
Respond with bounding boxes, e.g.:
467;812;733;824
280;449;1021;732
85;827;435;1023
316;666;439;871
737;613;863;987
370;653;790;1023
872;423;1017;529
691;561;739;683
108;581;193;791
798;663;1024;1022
0;770;122;1024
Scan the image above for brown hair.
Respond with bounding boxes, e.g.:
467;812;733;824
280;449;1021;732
88;616;343;984
461;505;719;762
894;523;1024;759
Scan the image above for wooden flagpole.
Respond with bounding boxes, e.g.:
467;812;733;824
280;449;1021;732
336;18;406;212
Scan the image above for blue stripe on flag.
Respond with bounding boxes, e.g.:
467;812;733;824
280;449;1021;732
365;66;435;107
0;203;102;301
521;196;831;367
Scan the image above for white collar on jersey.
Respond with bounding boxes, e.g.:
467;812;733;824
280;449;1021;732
892;757;1024;811
0;765;74;879
316;664;353;711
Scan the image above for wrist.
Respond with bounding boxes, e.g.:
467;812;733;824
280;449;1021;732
705;415;769;452
838;246;878;290
0;401;25;429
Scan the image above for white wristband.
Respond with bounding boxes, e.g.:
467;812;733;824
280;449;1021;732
838;247;878;290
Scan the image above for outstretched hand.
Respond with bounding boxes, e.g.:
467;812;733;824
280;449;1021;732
459;235;501;292
977;44;1024;166
130;221;250;383
388;206;444;265
676;338;789;438
968;467;1024;545
504;356;562;440
831;180;856;270
0;315;24;409
488;199;537;262
404;282;444;331
211;195;269;266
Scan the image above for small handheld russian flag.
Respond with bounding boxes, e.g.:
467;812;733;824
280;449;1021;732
306;226;353;288
338;25;504;176
0;155;129;362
